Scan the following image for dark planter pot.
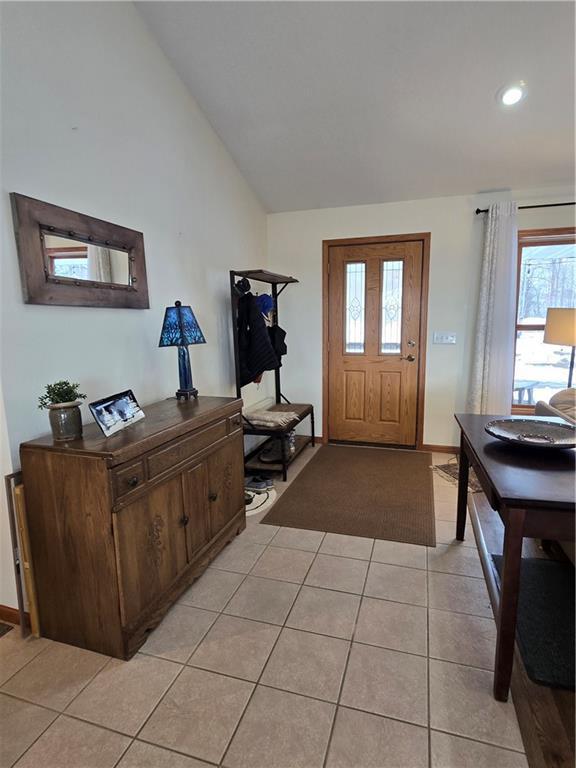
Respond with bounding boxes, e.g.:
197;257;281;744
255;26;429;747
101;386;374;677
48;401;83;442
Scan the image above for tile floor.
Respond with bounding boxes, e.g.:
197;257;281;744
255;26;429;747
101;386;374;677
0;448;529;768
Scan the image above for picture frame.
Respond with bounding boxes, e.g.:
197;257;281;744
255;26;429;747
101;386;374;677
89;389;145;437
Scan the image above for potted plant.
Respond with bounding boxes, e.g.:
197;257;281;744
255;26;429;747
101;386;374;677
38;381;86;441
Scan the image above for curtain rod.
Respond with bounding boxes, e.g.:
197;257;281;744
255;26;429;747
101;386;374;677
475;201;575;215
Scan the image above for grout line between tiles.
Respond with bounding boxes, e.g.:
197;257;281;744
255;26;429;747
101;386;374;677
219;534;323;768
2;696;59;768
0;639;54;690
131;734;222;767
428;727;527;756
321;536;374;768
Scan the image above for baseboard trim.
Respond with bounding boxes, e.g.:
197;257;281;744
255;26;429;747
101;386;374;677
421;443;460;454
0;604;29;625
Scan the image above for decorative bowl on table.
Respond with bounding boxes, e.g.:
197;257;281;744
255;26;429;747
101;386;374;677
484;418;576;449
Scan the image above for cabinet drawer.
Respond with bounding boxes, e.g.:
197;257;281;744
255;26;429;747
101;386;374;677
113;461;145;499
147;419;228;479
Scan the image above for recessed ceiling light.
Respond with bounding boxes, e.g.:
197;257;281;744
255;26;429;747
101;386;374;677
498;82;527;106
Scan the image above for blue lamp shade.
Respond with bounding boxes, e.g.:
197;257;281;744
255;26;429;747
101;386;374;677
159;301;206;347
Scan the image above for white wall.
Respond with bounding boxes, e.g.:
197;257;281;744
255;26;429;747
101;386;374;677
0;1;268;608
267;186;575;447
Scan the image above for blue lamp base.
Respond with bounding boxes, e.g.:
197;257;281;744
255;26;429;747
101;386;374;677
176;345;198;400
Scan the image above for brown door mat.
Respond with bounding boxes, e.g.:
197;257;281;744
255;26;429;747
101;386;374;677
262;444;435;546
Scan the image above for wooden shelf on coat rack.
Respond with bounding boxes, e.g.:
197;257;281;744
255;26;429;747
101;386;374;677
229;269;315;481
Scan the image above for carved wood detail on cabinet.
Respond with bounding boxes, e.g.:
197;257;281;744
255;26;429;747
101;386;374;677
21;396;245;659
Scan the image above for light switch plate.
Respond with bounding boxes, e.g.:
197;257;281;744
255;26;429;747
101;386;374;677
433;332;457;345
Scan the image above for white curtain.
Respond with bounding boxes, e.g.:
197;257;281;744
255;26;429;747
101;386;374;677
87;245;112;282
469;201;518;414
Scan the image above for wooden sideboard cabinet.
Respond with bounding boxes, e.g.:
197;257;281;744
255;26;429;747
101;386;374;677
20;396;245;659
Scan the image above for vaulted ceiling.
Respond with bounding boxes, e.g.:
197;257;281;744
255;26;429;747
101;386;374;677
138;2;575;212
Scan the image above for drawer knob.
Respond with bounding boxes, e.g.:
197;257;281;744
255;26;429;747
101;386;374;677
127;476;140;488
208;491;218;502
180;515;190;526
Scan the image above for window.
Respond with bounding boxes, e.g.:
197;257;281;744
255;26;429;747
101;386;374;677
46;245;89;280
512;228;576;410
345;262;366;353
381;260;403;353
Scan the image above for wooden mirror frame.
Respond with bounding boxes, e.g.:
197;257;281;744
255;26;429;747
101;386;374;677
10;193;149;309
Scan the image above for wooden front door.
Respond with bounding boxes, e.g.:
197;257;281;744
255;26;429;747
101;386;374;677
325;235;429;446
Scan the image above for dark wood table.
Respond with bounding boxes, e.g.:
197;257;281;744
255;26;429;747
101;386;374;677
454;414;575;701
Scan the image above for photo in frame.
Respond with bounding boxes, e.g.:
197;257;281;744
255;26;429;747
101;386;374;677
89;389;145;437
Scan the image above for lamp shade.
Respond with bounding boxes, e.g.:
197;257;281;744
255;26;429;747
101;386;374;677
159;301;206;347
543;308;576;346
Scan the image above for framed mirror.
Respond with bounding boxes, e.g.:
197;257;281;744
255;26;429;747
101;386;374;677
10;193;149;309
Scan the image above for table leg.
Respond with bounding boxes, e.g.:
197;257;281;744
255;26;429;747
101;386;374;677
456;432;469;541
493;506;525;701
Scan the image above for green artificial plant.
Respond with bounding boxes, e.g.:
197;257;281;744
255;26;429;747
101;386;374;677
38;381;87;410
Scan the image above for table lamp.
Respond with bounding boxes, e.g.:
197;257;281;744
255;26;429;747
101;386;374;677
159;300;206;400
543;307;576;388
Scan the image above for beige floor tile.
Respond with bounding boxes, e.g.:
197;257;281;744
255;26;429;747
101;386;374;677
2;642;108;711
432;453;457;465
435;501;458;521
355;597;427;656
429;659;524;751
319;533;373;560
222;685;335;768
435;520;476;548
65;654;181;735
270;526;325;552
0;693;57;767
224;576;299;625
305;554;368;594
434;481;458;501
141;605;217;663
364;562;427;607
250;546;315;583
260;627;349;702
429;609;496;670
326;706;428;768
371;540;427;570
0;633;51;687
210;540;266;574
286;586;360;640
189;615;280;681
431;730;528;767
179;570;245;612
14;715;130;768
140;667;253;764
428;542;483;578
240;522;280;545
428;572;492;618
117;740;211;767
341;643;428;726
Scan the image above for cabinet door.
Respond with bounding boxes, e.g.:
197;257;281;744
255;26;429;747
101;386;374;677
182;461;211;558
207;432;245;534
114;475;188;626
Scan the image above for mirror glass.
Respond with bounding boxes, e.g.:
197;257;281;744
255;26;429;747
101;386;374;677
42;233;131;286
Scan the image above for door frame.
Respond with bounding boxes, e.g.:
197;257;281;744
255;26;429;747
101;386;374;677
322;232;431;449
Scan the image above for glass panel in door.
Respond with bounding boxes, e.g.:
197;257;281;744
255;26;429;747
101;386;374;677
345;262;366;354
381;260;403;354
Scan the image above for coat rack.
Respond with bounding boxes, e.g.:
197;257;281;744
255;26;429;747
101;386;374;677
229;269;315;480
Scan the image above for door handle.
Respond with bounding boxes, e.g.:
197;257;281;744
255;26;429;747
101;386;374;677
180;515;190;526
208;491;218;502
401;354;416;362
